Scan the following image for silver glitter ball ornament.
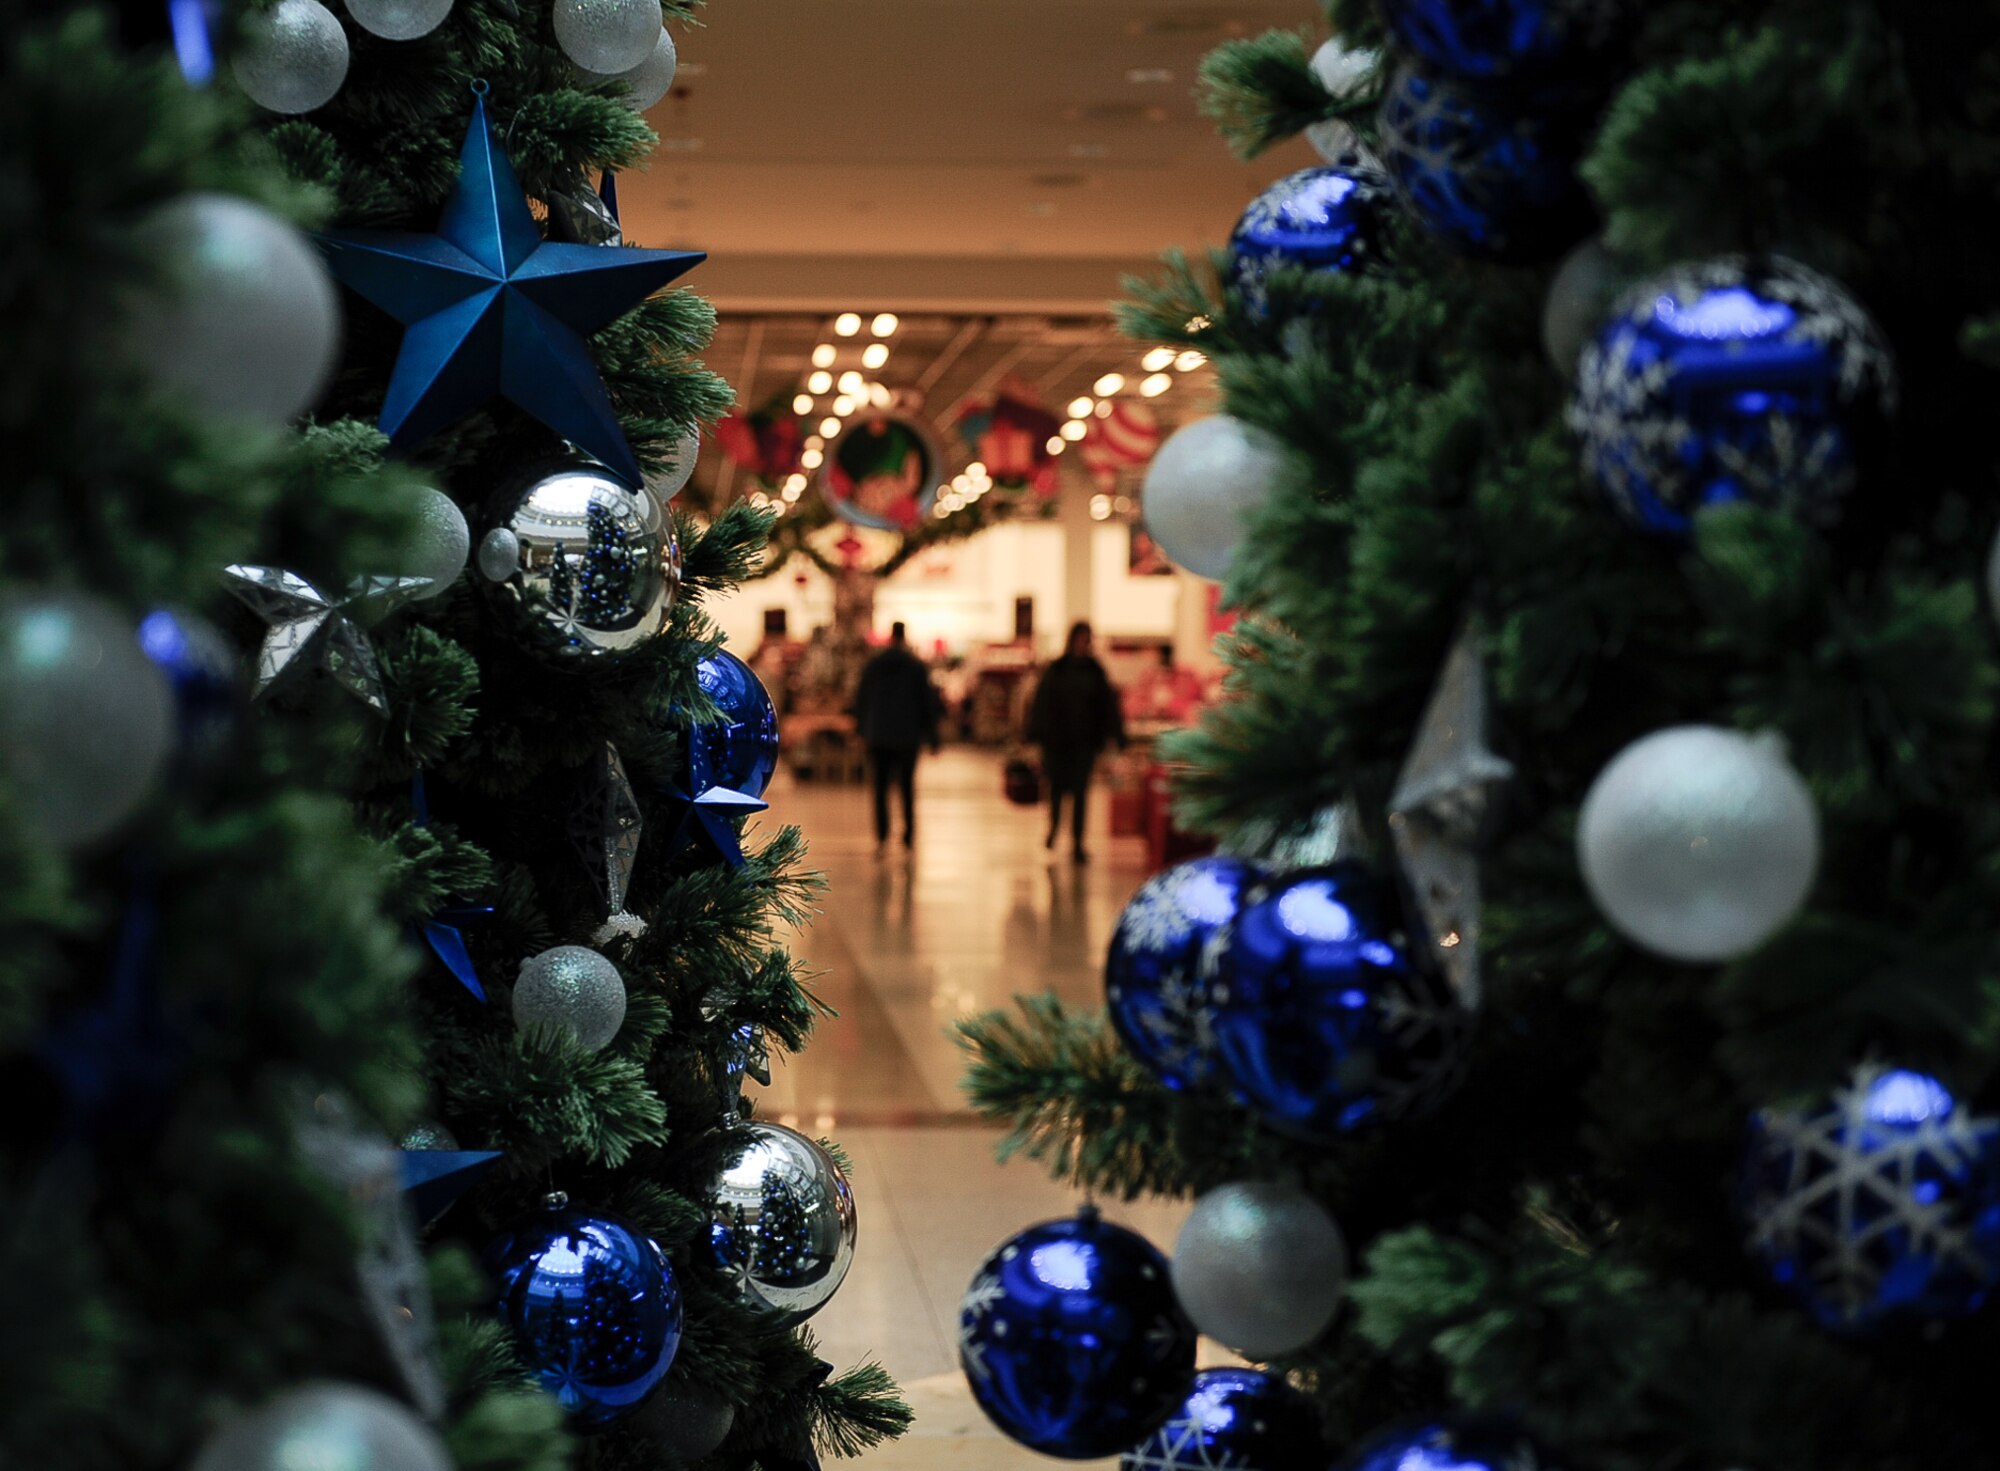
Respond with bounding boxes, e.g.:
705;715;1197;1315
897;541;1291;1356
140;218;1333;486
397;487;470;600
513;944;627;1052
651;427;701;501
1171;1181;1347;1358
232;0;350;113
190;1382;450;1471
1140;416;1288;582
399;1121;459;1151
578;26;679;111
480;458;681;656
690;1119;857;1329
344;0;453;41
1578;725;1819;963
552;0;661;74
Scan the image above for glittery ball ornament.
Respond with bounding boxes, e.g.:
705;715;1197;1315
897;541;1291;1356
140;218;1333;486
1170;1181;1347;1358
486;1195;684;1425
1140;416;1289;582
231;0;348;113
1577;726;1818;963
480;458;681;656
1205;863;1473;1139
512;944;627;1052
1744;1065;2000;1332
1121;1368;1322;1471
344;0;453;41
1568;255;1897;535
1228;163;1392;319
397;487;470;600
691;1119;857;1329
190;1382;450;1471
578;25;678;111
1381;0;1633;90
1376;62;1590;261
1106;855;1259;1089
692;649;782;800
1341;1418;1570;1471
552;0;661;74
960;1210;1197;1459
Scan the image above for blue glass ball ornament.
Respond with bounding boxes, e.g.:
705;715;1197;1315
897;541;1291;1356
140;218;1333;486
1341;1418;1569;1471
1381;0;1633;90
1106;855;1260;1089
1120;1368;1322;1471
1375;62;1591;261
485;1194;684;1426
1742;1064;2000;1333
136;607;240;771
1227;163;1393;319
692;648;781;799
1204;863;1473;1140
959;1209;1197;1459
1568;255;1897;536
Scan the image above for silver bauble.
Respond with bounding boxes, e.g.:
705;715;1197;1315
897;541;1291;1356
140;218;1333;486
552;0;661;74
1542;237;1630;372
232;0;350;113
398;1121;459;1151
1140;416;1288;582
1304;39;1378;162
651;427;701;501
633;1385;736;1465
579;26;679;111
344;0;453;40
1578;725;1819;963
690;1119;856;1329
129;192;341;426
0;592;174;849
191;1382;451;1471
481;459;681;656
513;944;627;1052
1170;1181;1347;1358
399;487;470;600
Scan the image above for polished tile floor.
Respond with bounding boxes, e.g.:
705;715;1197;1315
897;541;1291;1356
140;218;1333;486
745;750;1237;1467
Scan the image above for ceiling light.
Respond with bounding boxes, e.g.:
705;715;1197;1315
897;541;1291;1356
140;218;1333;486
805;435;824;451
1125;67;1174;84
1046;436;1066;455
1089;494;1113;520
807;370;833;394
782;486;802;503
785;473;806;491
1141;347;1176;372
861;342;889;369
1060;419;1088;442
1093;372;1125;396
837;370;866;395
820;417;841;438
792;394;814;415
801;448;824;469
834;312;862;336
832;395;855;415
1176;349;1206;371
868;382;892;407
1139;372;1172;397
966;461;986;479
811;344;837;368
870;312;899;336
1093;400;1113;418
1067;396;1095;419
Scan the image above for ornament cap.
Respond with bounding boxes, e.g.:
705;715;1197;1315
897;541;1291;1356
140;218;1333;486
1076;1202;1102;1227
543;1190;569;1211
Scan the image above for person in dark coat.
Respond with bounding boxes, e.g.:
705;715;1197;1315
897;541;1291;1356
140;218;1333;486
850;622;943;853
1025;621;1125;862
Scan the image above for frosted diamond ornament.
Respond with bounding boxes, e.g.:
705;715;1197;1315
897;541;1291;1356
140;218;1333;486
231;0;349;112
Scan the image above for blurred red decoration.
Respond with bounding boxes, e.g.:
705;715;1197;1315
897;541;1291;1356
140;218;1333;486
716;401;805;485
1080;400;1160;489
955;379;1062;494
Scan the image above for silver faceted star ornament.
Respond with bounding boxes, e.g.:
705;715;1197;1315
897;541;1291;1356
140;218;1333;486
571;740;644;924
1389;624;1515;1008
224;565;432;712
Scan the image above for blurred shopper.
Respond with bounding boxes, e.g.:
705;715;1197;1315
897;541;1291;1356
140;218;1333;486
851;622;943;854
1025;621;1125;862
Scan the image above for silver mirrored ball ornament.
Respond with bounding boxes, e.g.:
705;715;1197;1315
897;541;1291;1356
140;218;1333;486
190;1382;451;1471
691;1119;857;1329
513;944;627;1052
232;0;350;113
1171;1181;1347;1358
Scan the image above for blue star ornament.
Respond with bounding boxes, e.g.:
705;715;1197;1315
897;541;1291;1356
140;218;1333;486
401;1147;504;1226
661;710;770;867
319;90;703;488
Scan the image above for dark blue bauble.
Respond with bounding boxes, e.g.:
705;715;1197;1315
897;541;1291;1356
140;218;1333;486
1342;1418;1569;1471
1375;63;1592;261
486;1198;684;1426
1120;1368;1322;1471
1205;863;1473;1140
691;649;781;799
1743;1065;2000;1334
1569;255;1897;536
959;1211;1196;1459
136;608;240;770
1381;0;1633;90
1106;855;1259;1090
1228;164;1393;319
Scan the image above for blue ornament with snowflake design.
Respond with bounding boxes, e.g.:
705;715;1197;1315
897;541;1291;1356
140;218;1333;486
1743;1064;2000;1333
1381;0;1634;91
1340;1418;1569;1471
1120;1368;1321;1471
1376;62;1591;261
485;1194;684;1426
1106;855;1259;1090
959;1209;1196;1459
1228;164;1393;320
1568;255;1897;536
1205;863;1473;1141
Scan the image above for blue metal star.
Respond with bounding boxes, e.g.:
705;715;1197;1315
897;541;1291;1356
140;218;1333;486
662;726;769;867
401;1148;504;1226
412;773;495;1003
318;88;703;488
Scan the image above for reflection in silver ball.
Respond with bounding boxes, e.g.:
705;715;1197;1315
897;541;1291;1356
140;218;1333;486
191;1382;451;1471
399;487;470;600
633;1385;736;1465
344;0;453;40
480;459;680;656
1578;725;1819;963
579;26;679;111
0;592;174;849
552;0;661;74
399;1121;459;1151
1171;1181;1347;1358
691;1120;857;1329
232;0;350;113
513;944;627;1052
476;528;521;584
129;192;341;426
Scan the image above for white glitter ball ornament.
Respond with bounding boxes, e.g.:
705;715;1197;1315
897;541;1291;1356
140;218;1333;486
1578;725;1819;963
579;26;678;111
344;0;453;40
399;487;470;600
232;0;350;113
552;0;661;75
513;945;627;1052
1171;1181;1347;1358
1139;416;1288;582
